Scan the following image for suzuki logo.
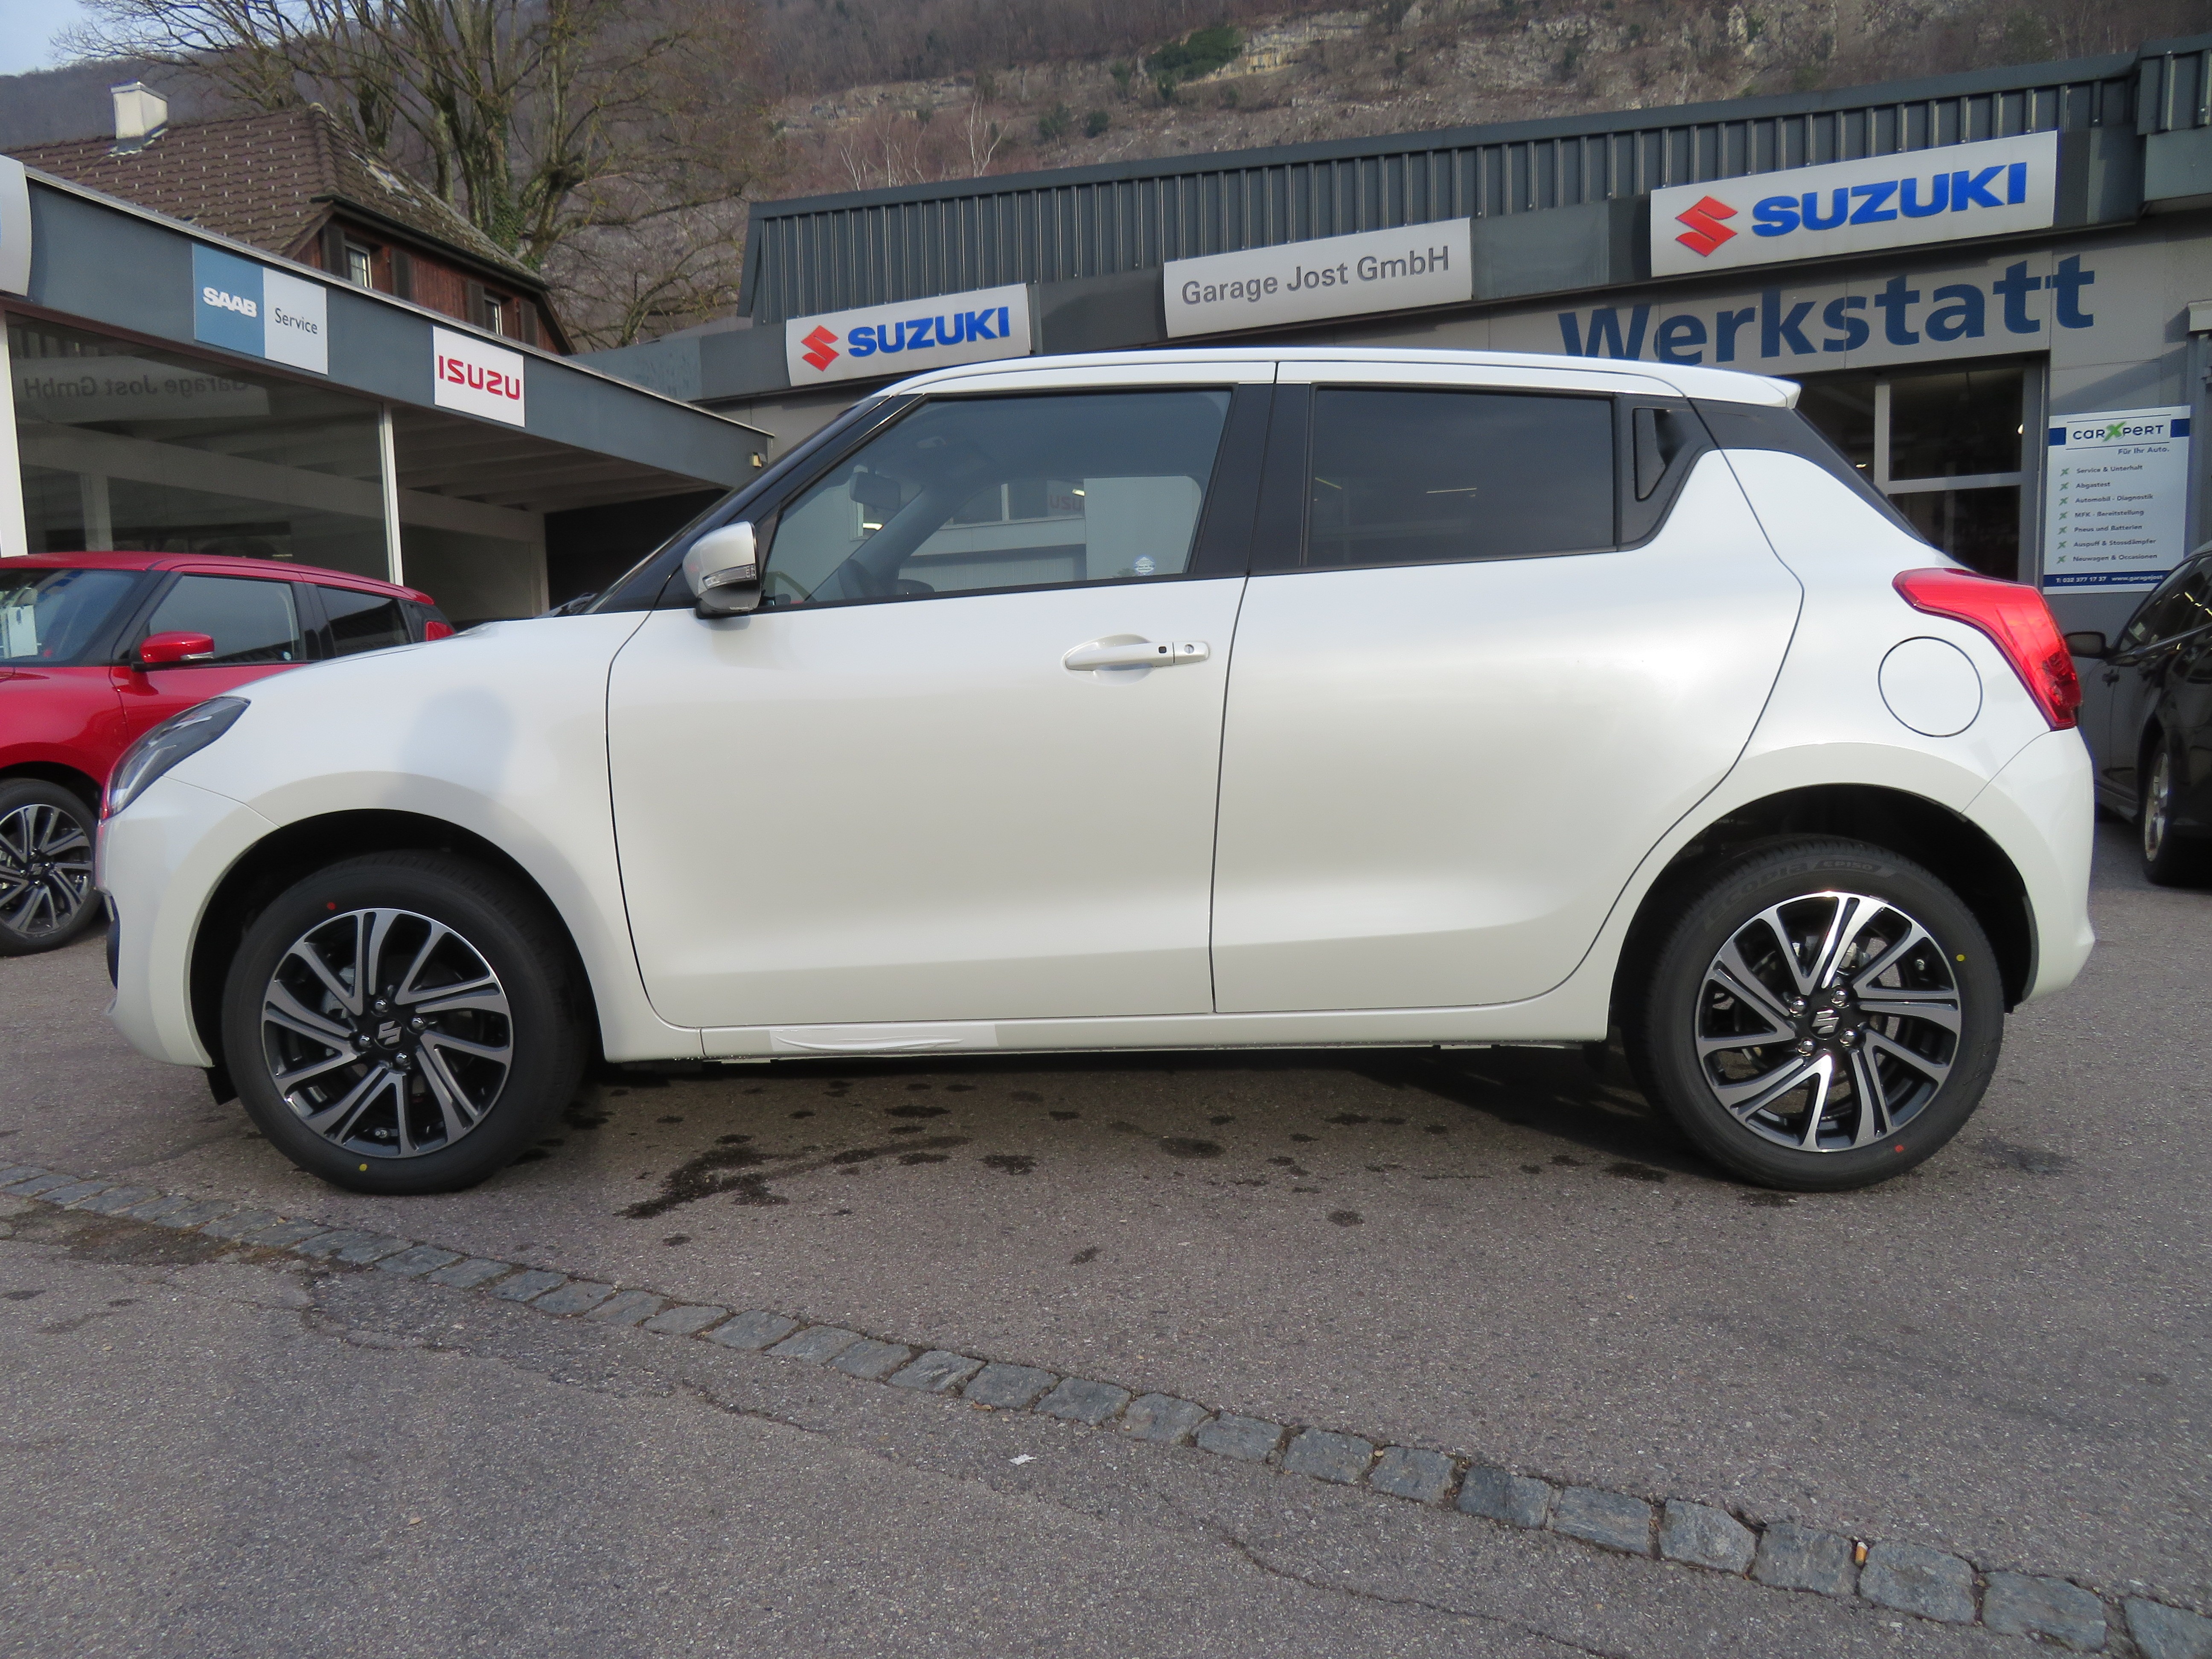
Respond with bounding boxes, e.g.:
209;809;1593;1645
799;326;840;372
1674;195;1738;258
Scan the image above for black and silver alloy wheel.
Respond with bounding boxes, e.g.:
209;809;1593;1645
0;781;100;956
223;852;583;1194
2138;737;2204;886
2143;744;2174;867
1695;892;1958;1153
1628;837;2004;1191
260;907;514;1158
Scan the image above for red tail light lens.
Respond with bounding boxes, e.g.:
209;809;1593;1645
1892;567;2080;731
424;620;456;641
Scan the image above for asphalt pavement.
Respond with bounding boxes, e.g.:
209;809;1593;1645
2;818;2206;1656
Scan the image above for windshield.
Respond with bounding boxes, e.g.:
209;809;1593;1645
0;567;142;664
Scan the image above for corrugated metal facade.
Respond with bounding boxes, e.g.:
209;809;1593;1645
742;37;2209;324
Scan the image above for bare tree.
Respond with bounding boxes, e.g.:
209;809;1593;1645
67;0;786;338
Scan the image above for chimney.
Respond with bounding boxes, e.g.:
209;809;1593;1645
111;83;169;152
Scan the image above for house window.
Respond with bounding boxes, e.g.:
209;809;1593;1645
343;242;375;287
482;294;506;335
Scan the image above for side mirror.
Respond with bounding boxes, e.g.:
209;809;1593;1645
682;522;761;617
135;631;217;667
2063;630;2110;661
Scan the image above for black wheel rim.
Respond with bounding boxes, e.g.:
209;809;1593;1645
2145;748;2171;863
259;907;514;1158
0;801;93;940
1694;891;1962;1153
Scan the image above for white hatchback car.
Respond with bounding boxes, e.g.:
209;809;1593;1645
99;348;2094;1196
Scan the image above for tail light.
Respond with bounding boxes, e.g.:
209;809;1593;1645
424;620;455;640
1892;567;2080;731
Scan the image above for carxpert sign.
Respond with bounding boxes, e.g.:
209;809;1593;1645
783;283;1032;386
432;326;527;426
1650;132;2059;279
0;157;28;297
1499;247;2099;373
2042;406;2193;590
1164;220;1473;338
190;245;329;374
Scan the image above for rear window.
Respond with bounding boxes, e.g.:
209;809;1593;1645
320;587;411;656
0;566;139;664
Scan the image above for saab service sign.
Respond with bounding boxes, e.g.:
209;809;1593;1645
1650;132;2058;279
1164;220;1473;338
191;245;329;374
784;283;1032;386
433;326;527;426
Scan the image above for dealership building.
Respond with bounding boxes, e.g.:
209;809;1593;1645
0;154;766;620
585;32;2212;636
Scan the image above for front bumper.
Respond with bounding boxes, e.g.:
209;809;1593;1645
99;775;276;1068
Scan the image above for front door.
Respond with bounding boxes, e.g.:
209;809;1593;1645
1209;369;1802;1014
608;384;1250;1032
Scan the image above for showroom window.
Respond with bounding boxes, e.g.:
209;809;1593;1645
8;318;389;579
1795;364;2034;580
760;390;1232;608
1302;388;1616;569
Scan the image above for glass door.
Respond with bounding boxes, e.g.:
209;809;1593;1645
1796;362;2037;580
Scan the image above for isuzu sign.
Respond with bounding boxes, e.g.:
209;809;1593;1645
1164;220;1473;337
1650;132;2058;279
432;326;526;426
783;283;1032;385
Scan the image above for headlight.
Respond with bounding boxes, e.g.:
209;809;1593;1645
105;696;249;818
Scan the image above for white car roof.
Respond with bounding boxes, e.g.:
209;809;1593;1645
886;346;1798;407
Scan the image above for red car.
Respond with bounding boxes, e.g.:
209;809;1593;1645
1;552;451;956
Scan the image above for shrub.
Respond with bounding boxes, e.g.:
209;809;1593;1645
1083;108;1110;137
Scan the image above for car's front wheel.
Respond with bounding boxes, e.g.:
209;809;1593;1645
0;779;102;957
1626;838;2004;1191
221;852;585;1193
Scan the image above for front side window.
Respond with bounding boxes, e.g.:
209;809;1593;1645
0;567;141;664
320;587;410;655
2120;560;2212;653
141;575;303;665
1303;388;1615;569
759;390;1231;609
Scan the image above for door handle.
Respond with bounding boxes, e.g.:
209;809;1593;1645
1063;639;1210;671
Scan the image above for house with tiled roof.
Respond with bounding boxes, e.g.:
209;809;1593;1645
16;84;567;350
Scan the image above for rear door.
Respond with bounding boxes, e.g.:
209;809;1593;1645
1208;366;1802;1014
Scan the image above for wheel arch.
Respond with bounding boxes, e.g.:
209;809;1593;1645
188;809;602;1091
0;761;103;815
1612;783;2035;1017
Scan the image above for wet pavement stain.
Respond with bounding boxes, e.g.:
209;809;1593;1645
1739;1190;1794;1208
1980;1137;2074;1176
884;1104;948;1119
981;1154;1036;1175
1328;1210;1365;1226
1605;1160;1669;1183
624;1134;971;1218
1159;1139;1224;1159
1069;1246;1099;1264
897;1151;949;1165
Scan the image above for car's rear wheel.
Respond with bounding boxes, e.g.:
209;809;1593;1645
0;780;101;957
1625;837;2004;1192
2139;734;2206;887
221;852;585;1193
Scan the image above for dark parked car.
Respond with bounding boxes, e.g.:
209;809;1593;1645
2068;542;2212;884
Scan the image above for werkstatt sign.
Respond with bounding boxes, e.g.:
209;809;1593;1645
784;283;1032;385
0;157;29;296
432;326;527;426
1651;132;2058;279
1164;220;1473;338
191;245;329;373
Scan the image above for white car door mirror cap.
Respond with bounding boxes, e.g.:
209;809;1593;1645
684;522;761;617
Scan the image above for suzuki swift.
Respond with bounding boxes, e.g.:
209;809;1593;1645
99;348;2095;1195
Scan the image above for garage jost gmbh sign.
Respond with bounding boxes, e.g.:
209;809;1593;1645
1164;220;1473;338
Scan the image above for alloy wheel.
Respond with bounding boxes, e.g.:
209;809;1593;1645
0;802;94;941
258;907;514;1158
1694;891;1961;1153
2144;747;2172;864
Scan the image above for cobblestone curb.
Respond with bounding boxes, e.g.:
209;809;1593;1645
7;1161;2206;1654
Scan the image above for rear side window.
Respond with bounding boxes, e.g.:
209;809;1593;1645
142;575;303;665
1301;389;1615;569
320;587;411;656
2119;559;2212;652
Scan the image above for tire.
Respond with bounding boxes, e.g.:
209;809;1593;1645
221;852;585;1194
0;779;102;957
2139;732;2206;887
1624;837;2005;1192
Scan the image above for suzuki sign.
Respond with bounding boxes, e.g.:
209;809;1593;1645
783;283;1033;386
1650;132;2058;279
